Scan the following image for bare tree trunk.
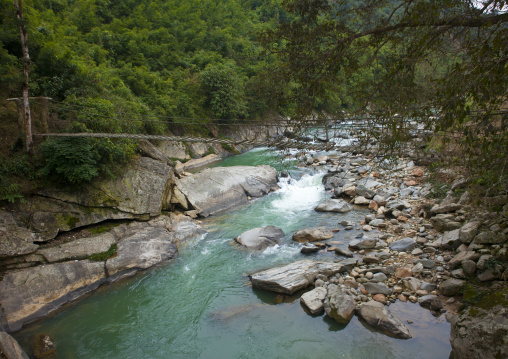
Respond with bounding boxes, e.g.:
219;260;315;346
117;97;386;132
13;0;33;154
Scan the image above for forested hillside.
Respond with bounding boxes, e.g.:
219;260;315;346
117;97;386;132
0;0;290;126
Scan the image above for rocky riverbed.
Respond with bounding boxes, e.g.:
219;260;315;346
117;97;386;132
1;135;507;358
241;151;507;358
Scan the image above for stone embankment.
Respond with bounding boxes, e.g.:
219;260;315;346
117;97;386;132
0;131;280;353
248;151;507;356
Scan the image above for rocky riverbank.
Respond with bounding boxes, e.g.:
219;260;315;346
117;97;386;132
245;151;507;358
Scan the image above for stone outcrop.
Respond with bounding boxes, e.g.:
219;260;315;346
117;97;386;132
0;226;38;258
357;301;412;339
450;305;508;359
249;260;345;295
175;165;278;216
234;226;285;250
106;226;179;281
10;156;174;240
0;260;106;331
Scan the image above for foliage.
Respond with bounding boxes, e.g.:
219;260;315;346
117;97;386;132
262;0;508;193
38;133;136;184
88;243;118;261
0;154;33;203
201;62;247;120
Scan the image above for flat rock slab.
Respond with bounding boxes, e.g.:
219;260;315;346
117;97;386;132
235;226;285;250
315;199;353;213
363;282;391;296
249;260;345;295
37;233;116;262
357;301;412;339
300;287;327;314
0;260;106;331
292;227;334;243
176;165;278;217
106;227;178;281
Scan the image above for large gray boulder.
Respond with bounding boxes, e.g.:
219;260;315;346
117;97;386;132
315;199;353;213
292;227;334;243
440;278;464;296
324;285;356;324
459;221;480;244
235;226;285;250
0;332;29;359
441;229;462;249
357;301;412;339
300;287;328;315
249;260;345;295
175;165;278;217
0;260;106;331
106;226;178;281
450;306;508;359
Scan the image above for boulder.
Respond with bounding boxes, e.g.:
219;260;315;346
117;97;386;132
389;237;416;252
235;226;285;250
249;260;345;295
106;227;178;281
430;214;462;232
363;282;391;296
0;260;106;331
349;237;377;250
292;227;334;243
357;301;412;339
440;278;464;296
314;199;353;213
473;231;507;245
354;196;370;205
0;332;29;359
459;221;480;244
450;306;508;359
355;185;375;199
441;229;462;250
175;165;278;217
418;294;438;308
37;233;116;263
300;287;328;315
324;286;356;324
448;251;480;268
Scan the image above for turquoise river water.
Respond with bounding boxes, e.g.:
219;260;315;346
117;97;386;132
14;148;452;358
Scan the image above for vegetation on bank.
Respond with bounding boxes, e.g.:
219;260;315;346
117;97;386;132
0;0;506;204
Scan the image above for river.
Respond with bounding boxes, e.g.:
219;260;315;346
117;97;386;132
14;147;452;358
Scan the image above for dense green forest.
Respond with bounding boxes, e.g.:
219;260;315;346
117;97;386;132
0;0;297;193
0;0;293;124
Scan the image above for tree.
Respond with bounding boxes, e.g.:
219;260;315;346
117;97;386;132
262;0;508;193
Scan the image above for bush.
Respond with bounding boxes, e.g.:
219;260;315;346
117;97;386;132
39;136;136;184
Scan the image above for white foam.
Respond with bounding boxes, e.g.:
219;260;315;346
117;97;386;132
271;172;324;213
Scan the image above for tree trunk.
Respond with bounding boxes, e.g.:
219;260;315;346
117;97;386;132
13;0;33;154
